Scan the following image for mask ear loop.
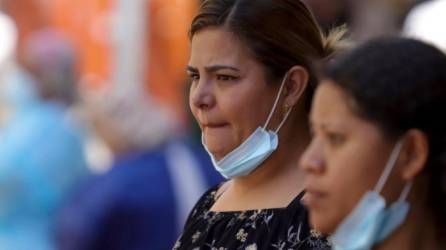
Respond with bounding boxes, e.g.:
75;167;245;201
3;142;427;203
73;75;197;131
275;108;292;133
263;73;291;131
374;140;404;194
398;181;413;202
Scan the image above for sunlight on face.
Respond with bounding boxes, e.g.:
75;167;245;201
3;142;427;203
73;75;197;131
188;27;279;159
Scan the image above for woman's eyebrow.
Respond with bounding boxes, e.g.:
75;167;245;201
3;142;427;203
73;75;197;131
204;65;240;73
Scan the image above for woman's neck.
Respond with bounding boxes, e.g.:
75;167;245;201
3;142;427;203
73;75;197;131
210;115;311;211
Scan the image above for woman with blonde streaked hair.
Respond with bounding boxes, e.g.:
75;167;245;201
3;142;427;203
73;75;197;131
174;0;346;249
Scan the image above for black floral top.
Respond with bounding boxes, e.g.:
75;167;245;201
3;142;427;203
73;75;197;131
173;184;330;250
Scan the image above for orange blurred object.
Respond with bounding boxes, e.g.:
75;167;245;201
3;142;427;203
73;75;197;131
3;0;197;120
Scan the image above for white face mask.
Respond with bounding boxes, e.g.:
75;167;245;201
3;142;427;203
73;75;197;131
202;73;292;179
331;140;413;250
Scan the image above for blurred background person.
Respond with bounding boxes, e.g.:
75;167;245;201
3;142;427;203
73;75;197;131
0;13;89;250
301;37;446;250
1;1;222;249
55;88;222;250
1;1;221;249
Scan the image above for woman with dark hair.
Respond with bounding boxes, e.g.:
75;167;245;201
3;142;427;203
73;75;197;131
174;0;345;249
301;37;446;249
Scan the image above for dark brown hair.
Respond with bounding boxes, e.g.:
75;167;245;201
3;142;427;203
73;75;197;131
190;0;347;112
323;37;446;238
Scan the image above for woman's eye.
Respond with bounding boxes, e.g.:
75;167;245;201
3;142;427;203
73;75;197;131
217;75;236;81
188;73;200;82
327;132;345;146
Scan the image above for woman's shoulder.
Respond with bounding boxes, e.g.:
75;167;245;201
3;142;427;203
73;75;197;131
176;184;332;250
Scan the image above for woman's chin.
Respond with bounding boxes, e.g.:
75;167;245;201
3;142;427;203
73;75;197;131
203;136;233;158
207;146;229;160
309;212;337;236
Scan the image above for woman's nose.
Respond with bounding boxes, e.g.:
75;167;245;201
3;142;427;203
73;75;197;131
300;140;325;174
190;79;216;110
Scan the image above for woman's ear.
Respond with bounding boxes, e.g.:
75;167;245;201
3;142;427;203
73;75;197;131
399;129;429;181
283;65;309;107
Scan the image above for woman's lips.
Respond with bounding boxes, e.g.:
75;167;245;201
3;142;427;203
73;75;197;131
202;123;230;141
302;189;327;209
202;123;228;128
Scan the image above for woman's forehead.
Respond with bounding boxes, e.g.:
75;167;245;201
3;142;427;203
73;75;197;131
189;28;253;68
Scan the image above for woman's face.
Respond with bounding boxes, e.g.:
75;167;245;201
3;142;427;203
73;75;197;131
300;81;403;234
188;27;282;160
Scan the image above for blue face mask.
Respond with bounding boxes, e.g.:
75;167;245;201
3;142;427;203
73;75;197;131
202;74;292;179
331;140;413;250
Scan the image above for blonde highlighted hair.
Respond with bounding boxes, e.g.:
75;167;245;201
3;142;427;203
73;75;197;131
190;0;348;111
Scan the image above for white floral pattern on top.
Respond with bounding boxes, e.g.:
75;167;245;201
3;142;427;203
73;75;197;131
173;184;330;250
